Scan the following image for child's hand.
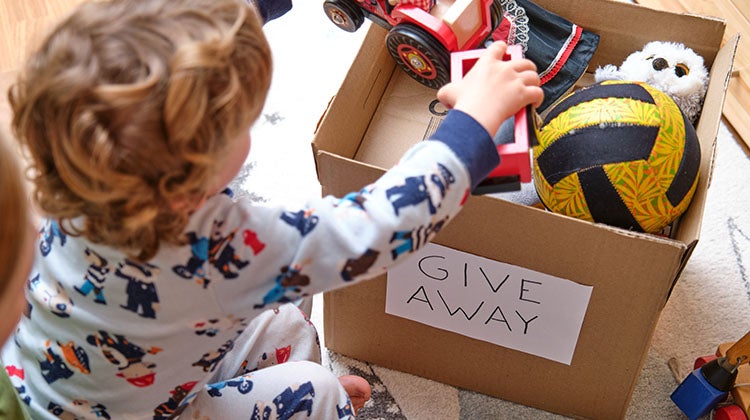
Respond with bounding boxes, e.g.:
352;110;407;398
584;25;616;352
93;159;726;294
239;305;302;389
437;41;544;136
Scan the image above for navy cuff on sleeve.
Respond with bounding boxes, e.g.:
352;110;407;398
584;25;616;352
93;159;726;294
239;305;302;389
431;110;500;189
251;0;293;23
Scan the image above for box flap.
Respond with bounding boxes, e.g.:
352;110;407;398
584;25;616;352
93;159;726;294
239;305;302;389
311;25;394;175
673;34;738;245
316;150;386;198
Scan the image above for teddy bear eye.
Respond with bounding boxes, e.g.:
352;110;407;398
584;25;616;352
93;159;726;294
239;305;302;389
675;63;690;77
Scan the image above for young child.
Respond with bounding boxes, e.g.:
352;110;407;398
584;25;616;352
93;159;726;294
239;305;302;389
2;0;543;418
0;133;34;419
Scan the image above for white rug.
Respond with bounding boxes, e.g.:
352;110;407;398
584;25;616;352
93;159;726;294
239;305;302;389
241;3;750;418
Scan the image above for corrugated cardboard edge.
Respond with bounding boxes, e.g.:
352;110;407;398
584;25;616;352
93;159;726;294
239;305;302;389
678;33;739;242
666;33;740;301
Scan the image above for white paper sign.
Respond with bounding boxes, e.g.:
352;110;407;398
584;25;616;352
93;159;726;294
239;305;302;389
386;243;592;365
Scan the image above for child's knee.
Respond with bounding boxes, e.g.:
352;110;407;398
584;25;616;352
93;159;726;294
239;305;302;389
275;304;321;362
278;301;314;325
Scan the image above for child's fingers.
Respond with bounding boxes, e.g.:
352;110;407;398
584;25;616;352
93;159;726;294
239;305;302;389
513;66;543;107
529;85;545;108
437;82;457;109
482;41;508;60
510;58;539;74
519;68;541;87
520;74;545;108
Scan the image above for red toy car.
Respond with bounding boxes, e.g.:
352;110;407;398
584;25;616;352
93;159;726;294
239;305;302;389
323;0;502;88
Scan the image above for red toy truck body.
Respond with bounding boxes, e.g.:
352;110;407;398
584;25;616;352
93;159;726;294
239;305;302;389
323;0;501;88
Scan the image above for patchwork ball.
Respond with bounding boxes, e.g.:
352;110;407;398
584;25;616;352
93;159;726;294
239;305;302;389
532;80;701;233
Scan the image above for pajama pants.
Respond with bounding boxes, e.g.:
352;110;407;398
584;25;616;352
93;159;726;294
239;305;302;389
181;302;355;419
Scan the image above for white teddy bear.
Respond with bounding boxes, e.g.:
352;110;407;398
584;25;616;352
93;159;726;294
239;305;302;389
594;41;709;124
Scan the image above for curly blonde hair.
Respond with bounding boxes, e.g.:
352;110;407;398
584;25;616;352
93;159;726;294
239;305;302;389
10;0;272;262
0;134;32;292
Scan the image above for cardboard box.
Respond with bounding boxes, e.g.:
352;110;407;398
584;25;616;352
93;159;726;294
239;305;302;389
312;1;738;418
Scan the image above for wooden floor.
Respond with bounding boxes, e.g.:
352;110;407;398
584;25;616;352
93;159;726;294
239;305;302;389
0;0;84;144
635;0;750;150
0;0;85;73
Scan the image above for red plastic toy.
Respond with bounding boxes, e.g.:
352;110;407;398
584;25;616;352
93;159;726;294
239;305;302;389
323;0;501;88
450;45;538;194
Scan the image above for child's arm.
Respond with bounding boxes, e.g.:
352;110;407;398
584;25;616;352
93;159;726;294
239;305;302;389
202;42;543;311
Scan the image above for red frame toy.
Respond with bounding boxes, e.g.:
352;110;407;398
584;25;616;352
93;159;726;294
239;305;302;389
323;0;501;89
450;45;538;194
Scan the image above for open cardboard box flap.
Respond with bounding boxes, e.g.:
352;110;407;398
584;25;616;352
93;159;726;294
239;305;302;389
312;0;737;417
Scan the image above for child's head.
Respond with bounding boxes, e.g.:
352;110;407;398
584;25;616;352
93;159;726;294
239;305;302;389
10;0;272;262
0;134;34;345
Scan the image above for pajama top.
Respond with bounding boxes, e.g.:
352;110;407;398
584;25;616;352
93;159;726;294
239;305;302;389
1;110;499;418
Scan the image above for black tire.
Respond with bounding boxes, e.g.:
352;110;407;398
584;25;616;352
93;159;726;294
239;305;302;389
323;0;365;33
385;23;450;89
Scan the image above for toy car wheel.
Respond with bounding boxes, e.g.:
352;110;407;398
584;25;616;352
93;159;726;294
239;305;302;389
694;354;718;369
386;23;450;89
714;404;747;420
323;0;364;33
